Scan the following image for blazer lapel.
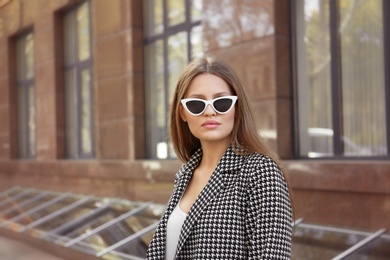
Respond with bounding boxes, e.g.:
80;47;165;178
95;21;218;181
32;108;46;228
150;149;202;258
175;146;246;255
165;150;201;217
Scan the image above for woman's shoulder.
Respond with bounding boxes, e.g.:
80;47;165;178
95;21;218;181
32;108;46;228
243;152;284;182
245;152;279;169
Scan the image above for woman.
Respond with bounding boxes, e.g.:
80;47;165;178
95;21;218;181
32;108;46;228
146;56;293;259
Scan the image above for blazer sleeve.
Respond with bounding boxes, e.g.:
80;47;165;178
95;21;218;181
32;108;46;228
246;155;293;260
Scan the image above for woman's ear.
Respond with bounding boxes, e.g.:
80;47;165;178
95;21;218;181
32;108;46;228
180;106;187;122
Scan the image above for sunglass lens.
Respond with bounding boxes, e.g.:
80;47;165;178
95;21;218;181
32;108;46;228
186;100;205;114
214;98;233;113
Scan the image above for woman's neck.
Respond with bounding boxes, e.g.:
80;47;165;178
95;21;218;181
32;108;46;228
198;141;231;171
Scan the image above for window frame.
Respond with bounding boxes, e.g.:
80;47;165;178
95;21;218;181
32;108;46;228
62;1;94;160
14;31;36;160
143;0;202;159
291;0;390;159
383;0;390;154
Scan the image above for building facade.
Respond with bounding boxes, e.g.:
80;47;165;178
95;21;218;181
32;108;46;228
0;0;389;233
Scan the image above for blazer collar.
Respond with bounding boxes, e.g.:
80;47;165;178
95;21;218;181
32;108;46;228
174;145;247;255
178;145;246;181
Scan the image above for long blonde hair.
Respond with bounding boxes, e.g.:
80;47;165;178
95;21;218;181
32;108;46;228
169;56;281;166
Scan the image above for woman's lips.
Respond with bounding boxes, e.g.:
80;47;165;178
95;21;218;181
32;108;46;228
202;120;220;129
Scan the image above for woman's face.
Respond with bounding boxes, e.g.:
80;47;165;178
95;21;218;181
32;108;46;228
180;73;236;146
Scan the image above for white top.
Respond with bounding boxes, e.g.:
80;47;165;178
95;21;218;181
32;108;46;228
165;203;187;260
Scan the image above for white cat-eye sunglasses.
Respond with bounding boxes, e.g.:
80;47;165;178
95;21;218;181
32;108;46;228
181;96;238;116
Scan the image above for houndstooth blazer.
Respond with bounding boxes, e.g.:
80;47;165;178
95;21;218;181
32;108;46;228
146;146;293;259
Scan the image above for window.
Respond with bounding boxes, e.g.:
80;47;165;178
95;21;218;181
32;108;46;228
63;1;94;159
16;32;36;159
294;0;389;158
143;0;203;159
0;186;164;259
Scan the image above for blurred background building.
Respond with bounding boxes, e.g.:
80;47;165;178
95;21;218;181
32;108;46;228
0;0;389;259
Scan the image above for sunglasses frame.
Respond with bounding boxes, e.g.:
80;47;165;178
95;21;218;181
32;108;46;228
180;96;238;116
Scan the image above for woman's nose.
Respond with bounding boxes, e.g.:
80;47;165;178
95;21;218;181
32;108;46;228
203;104;216;116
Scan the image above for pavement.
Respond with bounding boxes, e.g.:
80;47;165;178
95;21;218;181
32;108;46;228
0;236;64;260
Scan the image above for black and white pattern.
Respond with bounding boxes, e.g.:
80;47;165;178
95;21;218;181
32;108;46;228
146;146;293;259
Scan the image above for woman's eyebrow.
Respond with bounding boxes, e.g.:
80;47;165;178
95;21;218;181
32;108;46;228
187;92;231;98
187;94;205;98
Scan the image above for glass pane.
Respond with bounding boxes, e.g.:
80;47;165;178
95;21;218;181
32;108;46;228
65;69;78;158
191;25;203;59
16;33;35;81
77;2;91;62
0;187;23;200
167;32;187;106
100;230;156;259
13;195;77;229
167;0;185;27
345;235;390;260
28;85;36;157
80;69;93;155
167;32;187;159
2;193;63;230
64;11;77;65
144;40;165;159
16;37;25;81
0;191;48;217
67;204;158;258
34;199;97;231
16;33;34;82
191;0;202;21
0;189;32;212
24;33;34;80
143;0;163;36
65;203;137;234
295;0;333;157
0;187;166;259
292;224;367;259
17;87;27;158
339;0;386;156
